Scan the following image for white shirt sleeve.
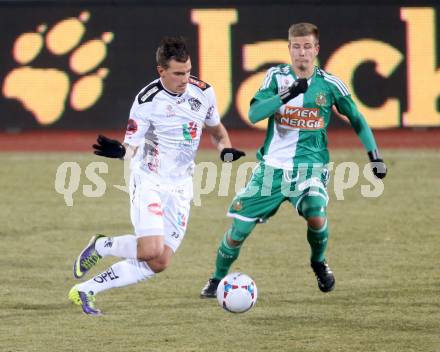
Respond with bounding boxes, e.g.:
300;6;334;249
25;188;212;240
123;99;151;147
204;86;221;127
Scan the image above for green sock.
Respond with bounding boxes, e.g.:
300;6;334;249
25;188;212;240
307;220;329;263
213;229;242;280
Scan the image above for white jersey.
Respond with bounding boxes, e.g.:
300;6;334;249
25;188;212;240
124;76;221;182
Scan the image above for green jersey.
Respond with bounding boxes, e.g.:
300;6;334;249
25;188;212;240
250;64;377;169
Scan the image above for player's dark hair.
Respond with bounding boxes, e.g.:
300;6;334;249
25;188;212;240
156;37;190;68
288;23;319;44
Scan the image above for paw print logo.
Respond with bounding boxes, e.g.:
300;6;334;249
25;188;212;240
2;11;113;125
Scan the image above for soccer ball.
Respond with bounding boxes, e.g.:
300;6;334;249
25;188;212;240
216;272;257;313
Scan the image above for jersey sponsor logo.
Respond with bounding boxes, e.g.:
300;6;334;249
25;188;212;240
176;97;186;104
232;199;242;211
206;106;214;120
177;212;186;227
179;139;198;147
218;249;234;259
126;118;138;135
145;140;160;172
166;104;176;117
182;121;198;140
147;160;159;172
315;92;327;106
188;97;202;111
280;78;291;91
147;202;163;216
93;268;119;283
104;237;113;248
139;86;159;103
276;107;324;130
189;76;207;89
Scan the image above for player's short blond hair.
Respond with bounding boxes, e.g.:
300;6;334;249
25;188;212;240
288;23;319;44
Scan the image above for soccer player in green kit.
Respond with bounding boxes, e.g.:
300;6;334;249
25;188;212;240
200;22;387;297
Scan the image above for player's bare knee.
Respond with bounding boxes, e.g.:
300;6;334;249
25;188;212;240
307;216;326;230
136;238;164;261
226;234;242;248
225;220;254;248
147;247;173;273
147;257;171;273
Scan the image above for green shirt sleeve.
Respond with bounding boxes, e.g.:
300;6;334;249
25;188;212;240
249;96;283;124
248;67;282;124
334;95;377;152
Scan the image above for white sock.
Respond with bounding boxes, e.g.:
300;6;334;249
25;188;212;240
95;235;137;259
77;259;155;295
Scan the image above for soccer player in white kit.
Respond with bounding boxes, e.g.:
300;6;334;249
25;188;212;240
68;37;245;316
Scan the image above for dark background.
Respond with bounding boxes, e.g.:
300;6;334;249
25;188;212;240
0;1;438;130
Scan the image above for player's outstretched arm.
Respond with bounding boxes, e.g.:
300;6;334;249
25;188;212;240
93;135;125;159
249;78;308;124
93;135;138;160
205;123;245;162
335;96;387;179
93;134;133;159
368;149;387;179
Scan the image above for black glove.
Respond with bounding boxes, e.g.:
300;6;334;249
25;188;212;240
220;148;246;162
368;150;387;179
279;78;308;104
93;135;126;159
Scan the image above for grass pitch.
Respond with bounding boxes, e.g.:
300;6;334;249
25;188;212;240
0;150;439;352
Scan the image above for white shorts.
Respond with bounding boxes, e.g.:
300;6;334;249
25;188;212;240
129;173;193;252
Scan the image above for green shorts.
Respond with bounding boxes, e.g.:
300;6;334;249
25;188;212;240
227;162;329;222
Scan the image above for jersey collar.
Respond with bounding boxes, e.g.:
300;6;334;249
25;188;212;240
158;78;184;97
289;65;317;84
